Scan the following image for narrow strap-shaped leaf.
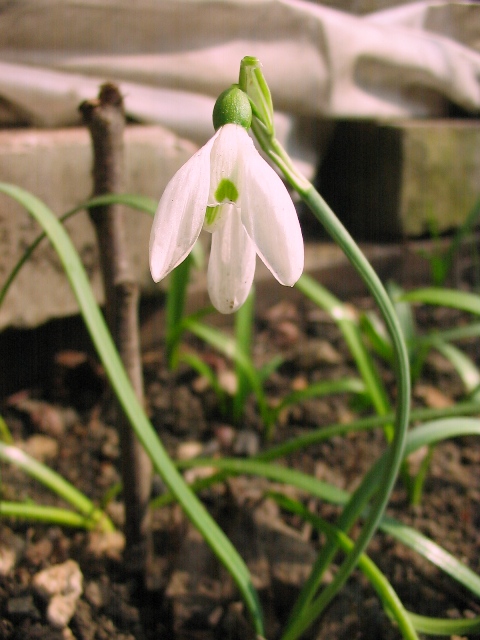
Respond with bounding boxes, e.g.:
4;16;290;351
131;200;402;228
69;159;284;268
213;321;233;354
0;502;106;530
177;417;480;602
272;493;419;640
402;288;480;315
182;316;272;426
0;183;264;636
408;612;480;636
296;274;392;420
270;377;366;424
0;442;114;531
431;339;480;397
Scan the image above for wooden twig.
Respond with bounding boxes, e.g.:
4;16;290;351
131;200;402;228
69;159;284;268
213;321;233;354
80;84;152;574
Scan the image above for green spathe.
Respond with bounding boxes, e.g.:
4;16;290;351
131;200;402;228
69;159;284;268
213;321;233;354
212;85;252;131
239;56;274;135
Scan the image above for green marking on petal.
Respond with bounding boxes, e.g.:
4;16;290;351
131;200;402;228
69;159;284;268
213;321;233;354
215;178;239;204
205;204;221;227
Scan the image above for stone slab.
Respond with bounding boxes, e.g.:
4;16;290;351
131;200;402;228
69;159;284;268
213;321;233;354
0;126;197;330
318;119;480;240
2;117;478;333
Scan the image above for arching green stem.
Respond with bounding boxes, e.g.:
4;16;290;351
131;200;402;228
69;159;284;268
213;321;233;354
241;57;410;638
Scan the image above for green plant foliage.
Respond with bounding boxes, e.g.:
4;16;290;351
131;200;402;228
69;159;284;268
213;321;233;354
1;55;478;640
0;183;264;636
0;441;114;531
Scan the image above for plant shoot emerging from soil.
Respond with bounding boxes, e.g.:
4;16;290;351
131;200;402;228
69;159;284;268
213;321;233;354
3;54;480;640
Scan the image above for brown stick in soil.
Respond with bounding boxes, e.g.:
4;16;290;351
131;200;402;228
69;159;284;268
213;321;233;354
79;84;152;575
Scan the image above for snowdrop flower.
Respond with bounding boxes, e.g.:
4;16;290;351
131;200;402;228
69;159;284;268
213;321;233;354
149;85;304;314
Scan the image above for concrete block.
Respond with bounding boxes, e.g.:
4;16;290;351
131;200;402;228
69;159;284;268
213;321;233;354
318;119;480;240
0;126;197;329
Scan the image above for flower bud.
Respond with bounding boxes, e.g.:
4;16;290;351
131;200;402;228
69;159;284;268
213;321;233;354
212;85;252;131
239;56;274;135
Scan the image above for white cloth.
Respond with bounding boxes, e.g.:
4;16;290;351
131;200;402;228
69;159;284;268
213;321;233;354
1;0;479;173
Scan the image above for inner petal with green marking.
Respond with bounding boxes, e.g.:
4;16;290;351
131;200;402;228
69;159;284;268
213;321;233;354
204;179;240;232
204;201;236;233
215;178;239;204
205;204;222;228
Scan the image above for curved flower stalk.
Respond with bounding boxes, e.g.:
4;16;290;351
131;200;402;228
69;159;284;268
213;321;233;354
149;86;304;314
239;56;411;640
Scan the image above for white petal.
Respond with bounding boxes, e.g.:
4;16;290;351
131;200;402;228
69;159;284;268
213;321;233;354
206;123;242;208
207;206;256;314
149;136;215;282
239;137;304;286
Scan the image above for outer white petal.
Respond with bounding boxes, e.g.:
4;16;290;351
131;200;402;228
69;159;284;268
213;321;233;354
238;135;304;286
149;135;216;282
207;206;256;314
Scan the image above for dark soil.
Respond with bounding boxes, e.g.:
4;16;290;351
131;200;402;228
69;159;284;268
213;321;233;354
0;291;479;640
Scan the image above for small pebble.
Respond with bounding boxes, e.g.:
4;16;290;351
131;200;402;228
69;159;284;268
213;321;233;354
273;320;300;347
294;339;342;369
414;383;454;408
84;580;104;609
86;531;125;561
48;593;80;629
21;435;59;462
291;375;308;391
32;559;83;600
191;374;210;393
218;369;237;395
177;441;203;460
214;425;236;450
263;300;300;324
0;546;17;576
32;559;83;628
26;400;66;437
0;528;24;576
